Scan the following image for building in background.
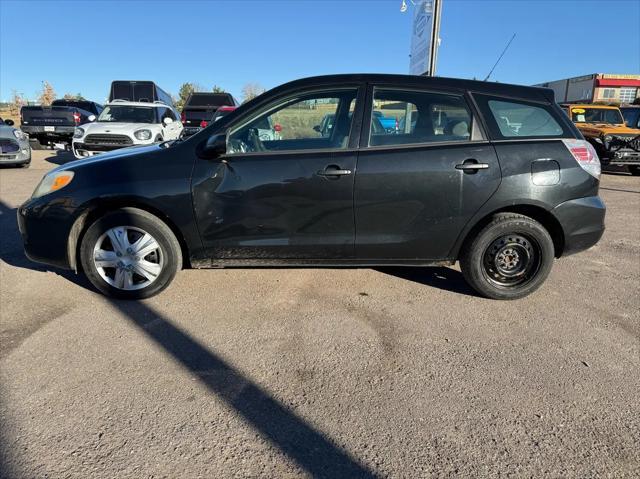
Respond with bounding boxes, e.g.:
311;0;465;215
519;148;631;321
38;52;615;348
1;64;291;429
535;74;640;104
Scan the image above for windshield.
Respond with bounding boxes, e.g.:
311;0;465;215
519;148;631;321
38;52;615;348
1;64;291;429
571;108;624;124
621;109;640;129
98;105;157;123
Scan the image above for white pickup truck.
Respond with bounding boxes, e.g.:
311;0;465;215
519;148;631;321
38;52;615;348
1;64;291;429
72;100;183;159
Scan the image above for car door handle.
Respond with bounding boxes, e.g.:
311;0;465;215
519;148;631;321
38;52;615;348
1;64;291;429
317;166;352;177
455;160;489;171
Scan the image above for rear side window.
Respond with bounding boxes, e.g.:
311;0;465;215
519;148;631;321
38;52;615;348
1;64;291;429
475;94;568;139
369;89;472;147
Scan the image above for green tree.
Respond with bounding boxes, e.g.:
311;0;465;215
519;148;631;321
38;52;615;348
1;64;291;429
175;82;196;111
212;85;225;93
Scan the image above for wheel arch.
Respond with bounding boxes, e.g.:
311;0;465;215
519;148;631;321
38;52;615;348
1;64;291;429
67;198;191;271
452;203;566;260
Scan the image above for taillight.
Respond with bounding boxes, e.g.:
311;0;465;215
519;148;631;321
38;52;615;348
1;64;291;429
200;120;208;128
180;112;186;123
562;139;601;179
73;112;81;125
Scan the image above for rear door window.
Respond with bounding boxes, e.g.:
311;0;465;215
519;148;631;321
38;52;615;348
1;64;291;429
368;88;472;147
475;94;568;139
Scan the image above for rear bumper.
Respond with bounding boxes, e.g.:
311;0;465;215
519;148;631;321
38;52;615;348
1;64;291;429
553;196;606;256
23;125;75;140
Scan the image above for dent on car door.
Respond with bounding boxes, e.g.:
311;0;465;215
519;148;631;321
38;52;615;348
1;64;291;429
191;86;364;261
354;87;501;260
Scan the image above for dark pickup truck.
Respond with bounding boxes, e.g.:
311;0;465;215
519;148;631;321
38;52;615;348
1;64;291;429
181;92;238;136
21;99;103;149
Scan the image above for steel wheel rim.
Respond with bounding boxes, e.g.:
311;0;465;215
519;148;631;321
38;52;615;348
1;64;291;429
482;233;541;288
93;226;164;291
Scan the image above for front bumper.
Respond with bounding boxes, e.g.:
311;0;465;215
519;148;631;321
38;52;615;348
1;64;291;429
552;195;606;256
18;196;77;270
0;143;31;165
72;141;127;158
603;149;640;166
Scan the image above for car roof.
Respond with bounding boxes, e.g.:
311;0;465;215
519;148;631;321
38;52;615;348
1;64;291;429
267;73;556;102
106;100;168;108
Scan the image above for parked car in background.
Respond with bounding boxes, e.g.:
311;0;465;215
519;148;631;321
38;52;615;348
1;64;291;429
19;74;605;301
109;80;174;105
72;100;183;158
620;105;640;129
372;110;397;132
20;99;103;149
0;117;31;168
562;103;640;175
209;105;237;125
181;92;238;137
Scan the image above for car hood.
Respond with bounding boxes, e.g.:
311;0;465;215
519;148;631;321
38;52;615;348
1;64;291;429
577;123;640;136
53;143;164;173
0;125;18;138
83;122;159;134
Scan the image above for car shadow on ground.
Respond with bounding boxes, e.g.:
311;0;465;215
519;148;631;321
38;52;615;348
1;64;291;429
377;266;478;297
42;149;76;166
110;299;380;478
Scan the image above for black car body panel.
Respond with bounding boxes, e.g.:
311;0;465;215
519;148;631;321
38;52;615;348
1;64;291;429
19;74;605;274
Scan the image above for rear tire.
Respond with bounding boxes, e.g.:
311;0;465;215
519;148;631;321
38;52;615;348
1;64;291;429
629;166;640;176
80;208;182;299
459;213;555;300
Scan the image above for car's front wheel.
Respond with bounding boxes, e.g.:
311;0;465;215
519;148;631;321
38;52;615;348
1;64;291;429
460;213;555;300
629;165;640;176
80;208;182;299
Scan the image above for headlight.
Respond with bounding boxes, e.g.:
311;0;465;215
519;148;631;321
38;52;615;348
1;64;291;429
134;129;152;141
13;129;27;141
73;127;85;139
32;171;75;199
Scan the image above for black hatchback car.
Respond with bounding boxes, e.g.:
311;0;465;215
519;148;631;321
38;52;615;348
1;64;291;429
18;74;605;300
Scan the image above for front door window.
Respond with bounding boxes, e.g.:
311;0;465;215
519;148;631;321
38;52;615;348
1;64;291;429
227;89;358;154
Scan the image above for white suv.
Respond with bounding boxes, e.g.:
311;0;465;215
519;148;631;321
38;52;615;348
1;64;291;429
72;100;183;159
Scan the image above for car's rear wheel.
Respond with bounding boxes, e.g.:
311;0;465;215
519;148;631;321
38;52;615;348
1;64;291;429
629;165;640;176
460;213;554;300
80;208;181;299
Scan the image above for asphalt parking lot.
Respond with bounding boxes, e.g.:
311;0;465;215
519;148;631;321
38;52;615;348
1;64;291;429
1;150;639;478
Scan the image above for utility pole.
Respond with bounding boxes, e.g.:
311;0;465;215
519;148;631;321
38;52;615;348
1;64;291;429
427;0;442;76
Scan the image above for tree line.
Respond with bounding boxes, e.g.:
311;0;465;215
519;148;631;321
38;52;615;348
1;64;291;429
8;80;267;115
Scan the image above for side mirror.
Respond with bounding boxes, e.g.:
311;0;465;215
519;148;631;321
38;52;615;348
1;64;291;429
200;133;227;159
313;125;321;133
163;117;174;126
88;115;96;122
4;119;14;126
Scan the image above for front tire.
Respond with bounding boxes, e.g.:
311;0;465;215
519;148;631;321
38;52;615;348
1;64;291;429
460;213;555;300
80;208;182;299
629;165;640;176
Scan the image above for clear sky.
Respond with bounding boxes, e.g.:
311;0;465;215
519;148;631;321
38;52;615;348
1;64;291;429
1;0;638;103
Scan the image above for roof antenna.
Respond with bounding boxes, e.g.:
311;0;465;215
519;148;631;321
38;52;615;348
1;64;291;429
484;33;516;81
